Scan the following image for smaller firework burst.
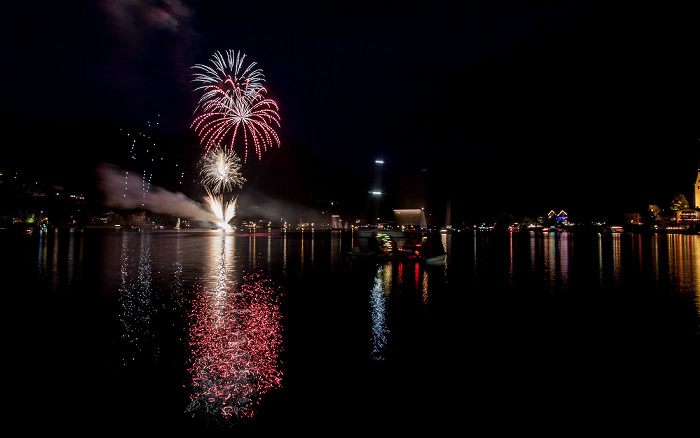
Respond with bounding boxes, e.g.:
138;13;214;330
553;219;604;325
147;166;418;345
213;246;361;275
199;148;244;229
199;148;246;195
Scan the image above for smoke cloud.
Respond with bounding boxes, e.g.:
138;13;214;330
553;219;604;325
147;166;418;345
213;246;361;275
97;163;220;224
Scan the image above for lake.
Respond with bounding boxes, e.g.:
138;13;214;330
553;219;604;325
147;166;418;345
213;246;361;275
4;229;699;433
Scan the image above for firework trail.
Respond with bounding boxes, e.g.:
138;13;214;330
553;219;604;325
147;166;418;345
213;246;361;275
192;50;280;161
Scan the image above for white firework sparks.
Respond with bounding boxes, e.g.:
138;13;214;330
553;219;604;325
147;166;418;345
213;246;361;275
204;189;236;230
199;148;246;195
192;49;266;110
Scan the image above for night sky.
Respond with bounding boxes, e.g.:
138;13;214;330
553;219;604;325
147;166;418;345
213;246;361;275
2;1;698;219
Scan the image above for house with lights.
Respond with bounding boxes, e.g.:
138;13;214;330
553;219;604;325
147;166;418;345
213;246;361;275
658;209;699;228
547;209;570;226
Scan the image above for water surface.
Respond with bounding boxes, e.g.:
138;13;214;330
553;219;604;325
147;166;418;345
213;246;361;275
5;229;699;432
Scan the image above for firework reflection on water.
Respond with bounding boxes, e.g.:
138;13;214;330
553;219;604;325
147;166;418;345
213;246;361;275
185;234;283;421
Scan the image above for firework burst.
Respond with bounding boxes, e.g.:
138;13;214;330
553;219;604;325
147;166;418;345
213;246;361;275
198;149;244;229
192;93;280;161
192;50;281;161
192;50;266;109
199;148;246;195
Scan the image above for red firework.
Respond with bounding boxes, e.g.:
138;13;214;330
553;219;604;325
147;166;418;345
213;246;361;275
192;50;281;161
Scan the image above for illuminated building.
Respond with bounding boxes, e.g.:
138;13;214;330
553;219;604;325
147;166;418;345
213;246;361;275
394;208;427;230
547;209;570;226
695;168;700;209
624;213;643;225
659;209;699;227
330;214;341;229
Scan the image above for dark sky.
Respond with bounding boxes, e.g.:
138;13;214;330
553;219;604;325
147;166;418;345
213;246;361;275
2;1;698;217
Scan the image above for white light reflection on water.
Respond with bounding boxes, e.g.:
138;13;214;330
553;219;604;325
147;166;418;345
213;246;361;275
300;231;304;272
185;232;283;421
267;233;272;267
51;232;59;289
370;264;391;360
67;229;75;284
331;230;341;271
311;230;315;270
118;231;157;365
282;230;287;276
37;229;47;279
542;232;570;290
31;229;85;293
173;231;184;295
440;232;450;279
598;233;604;286
612;233;622;285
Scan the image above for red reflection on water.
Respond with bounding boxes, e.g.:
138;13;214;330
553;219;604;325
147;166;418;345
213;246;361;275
186;271;283;419
414;262;420;290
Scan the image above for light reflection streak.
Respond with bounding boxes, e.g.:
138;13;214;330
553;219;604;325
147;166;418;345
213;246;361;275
473;231;478;273
612;233;622;284
560;233;569;289
186;234;282;420
543;233;553;288
173;232;184;295
441;233;450;270
667;235;700;317
249;234;256;268
300;232;304;272
370;264;390;360
67;230;75;284
118;232;157;365
37;230;83;293
311;230;315;269
267;233;272;268
330;231;340;271
530;232;537;273
37;230;47;279
282;231;287;276
598;233;604;286
651;235;659;283
509;231;514;283
692;237;700;317
52;232;59;289
415;262;420;291
542;233;570;290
